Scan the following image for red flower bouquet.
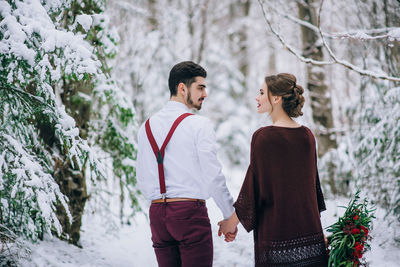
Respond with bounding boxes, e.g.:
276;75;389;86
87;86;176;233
326;191;375;267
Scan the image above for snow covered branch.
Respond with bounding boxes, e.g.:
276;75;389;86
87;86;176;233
257;0;334;66
257;0;400;82
330;28;400;41
263;1;400;41
317;0;400;82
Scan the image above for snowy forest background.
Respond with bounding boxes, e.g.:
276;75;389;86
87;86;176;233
0;0;399;266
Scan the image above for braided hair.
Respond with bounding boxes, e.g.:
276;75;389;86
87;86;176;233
264;73;305;118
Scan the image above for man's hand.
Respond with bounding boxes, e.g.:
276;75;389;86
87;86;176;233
217;212;240;242
218;220;238;242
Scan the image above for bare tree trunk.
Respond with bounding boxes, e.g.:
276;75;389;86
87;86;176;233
238;0;250;89
298;0;338;194
186;0;210;63
228;0;251;98
382;0;400;79
268;46;276;74
148;0;158;31
196;0;209;63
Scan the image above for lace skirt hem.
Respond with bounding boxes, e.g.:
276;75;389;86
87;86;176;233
254;232;328;267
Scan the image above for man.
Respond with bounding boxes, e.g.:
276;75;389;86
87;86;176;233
136;61;235;267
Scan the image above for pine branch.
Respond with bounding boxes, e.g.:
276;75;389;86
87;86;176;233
0;85;52;109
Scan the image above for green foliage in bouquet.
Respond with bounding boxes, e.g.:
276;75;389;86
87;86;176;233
326;191;375;267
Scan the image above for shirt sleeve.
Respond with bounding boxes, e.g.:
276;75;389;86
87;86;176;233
196;118;234;219
136;124;149;198
233;164;257;232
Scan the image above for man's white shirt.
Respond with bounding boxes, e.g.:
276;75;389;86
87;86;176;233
136;101;234;219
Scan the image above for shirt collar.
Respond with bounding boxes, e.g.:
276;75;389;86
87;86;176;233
166;100;191;112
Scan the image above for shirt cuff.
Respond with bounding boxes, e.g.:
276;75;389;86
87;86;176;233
211;186;235;219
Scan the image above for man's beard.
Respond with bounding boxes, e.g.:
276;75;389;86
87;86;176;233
186;91;203;110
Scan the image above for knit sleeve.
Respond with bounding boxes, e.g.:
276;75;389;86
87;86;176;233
316;169;326;213
309;127;326;213
233;164;257;232
314;147;326;213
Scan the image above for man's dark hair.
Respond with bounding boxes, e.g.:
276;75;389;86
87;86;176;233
168;61;207;96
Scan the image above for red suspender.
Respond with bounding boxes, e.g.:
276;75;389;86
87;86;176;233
145;113;193;198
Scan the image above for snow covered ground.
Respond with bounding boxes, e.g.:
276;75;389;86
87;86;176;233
18;168;400;267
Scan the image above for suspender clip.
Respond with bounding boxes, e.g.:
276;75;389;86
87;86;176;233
161;193;166;200
157;151;163;164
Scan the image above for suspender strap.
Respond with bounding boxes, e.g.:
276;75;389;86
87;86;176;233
145;113;193;197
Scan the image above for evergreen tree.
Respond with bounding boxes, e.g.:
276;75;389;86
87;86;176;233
354;86;400;222
0;0;139;251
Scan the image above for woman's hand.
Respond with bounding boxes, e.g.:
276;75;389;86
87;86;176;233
218;212;240;242
223;227;238;242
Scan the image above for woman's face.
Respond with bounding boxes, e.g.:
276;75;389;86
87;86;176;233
256;82;272;114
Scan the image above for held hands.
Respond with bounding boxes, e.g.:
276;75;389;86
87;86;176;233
218;212;240;242
218;220;238;242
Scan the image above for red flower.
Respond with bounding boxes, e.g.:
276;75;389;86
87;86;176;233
354;241;364;259
353;215;359;221
355;244;364;252
352;250;362;260
351;228;361;235
360;225;369;236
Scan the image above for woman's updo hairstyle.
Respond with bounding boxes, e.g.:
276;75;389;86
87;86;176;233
265;73;305;118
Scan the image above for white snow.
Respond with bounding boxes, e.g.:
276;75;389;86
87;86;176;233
20;168;400;267
351;31;372;40
2;0;399;266
76;14;93;32
388;28;400;41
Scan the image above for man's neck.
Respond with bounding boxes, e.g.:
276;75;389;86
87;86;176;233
170;96;191;109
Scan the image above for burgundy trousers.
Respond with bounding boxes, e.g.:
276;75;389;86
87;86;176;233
149;201;213;267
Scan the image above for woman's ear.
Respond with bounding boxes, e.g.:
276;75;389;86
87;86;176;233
273;95;282;104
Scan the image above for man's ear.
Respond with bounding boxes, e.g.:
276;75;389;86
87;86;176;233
178;82;186;95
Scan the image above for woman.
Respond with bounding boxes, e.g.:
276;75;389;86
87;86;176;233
219;73;328;266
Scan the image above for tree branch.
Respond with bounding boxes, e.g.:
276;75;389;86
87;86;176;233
330;29;400;41
317;0;400;82
263;1;399;41
257;0;334;66
257;0;400;82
